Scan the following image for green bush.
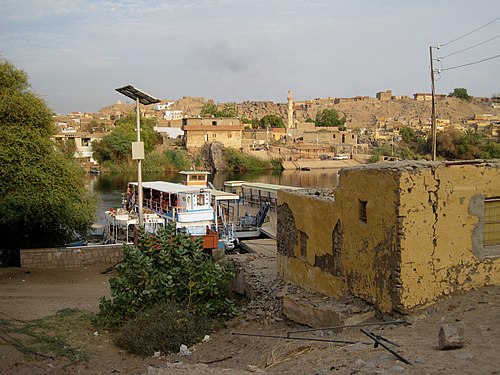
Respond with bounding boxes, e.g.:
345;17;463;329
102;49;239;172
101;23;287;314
163;149;191;170
114;302;212;356
223;147;273;172
98;222;237;328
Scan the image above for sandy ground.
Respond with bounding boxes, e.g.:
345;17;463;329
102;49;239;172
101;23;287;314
0;263;499;375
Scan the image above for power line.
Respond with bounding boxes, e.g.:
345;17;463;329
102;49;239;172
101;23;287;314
441;16;500;47
440;34;500;59
440;53;500;71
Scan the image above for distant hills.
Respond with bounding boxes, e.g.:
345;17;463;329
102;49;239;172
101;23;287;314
95;95;500;131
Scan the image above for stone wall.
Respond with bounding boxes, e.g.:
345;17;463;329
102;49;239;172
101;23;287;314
20;244;124;269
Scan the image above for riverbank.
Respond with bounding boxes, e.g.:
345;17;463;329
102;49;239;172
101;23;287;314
282;157;365;170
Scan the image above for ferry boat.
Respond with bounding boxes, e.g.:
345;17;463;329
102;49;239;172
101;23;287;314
104;171;272;250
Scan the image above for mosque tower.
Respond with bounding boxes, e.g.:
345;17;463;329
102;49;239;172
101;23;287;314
287;89;294;129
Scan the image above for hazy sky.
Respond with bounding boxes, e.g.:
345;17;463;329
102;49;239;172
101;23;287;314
1;0;499;114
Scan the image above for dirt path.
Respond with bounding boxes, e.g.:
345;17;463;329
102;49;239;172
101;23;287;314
0;265;499;375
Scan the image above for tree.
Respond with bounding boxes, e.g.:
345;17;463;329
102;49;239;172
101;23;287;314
219;102;238;117
258;114;284;129
200;102;238;118
0;58;96;263
92;113;157;164
200;102;219;117
315;108;347;130
400;127;416;144
449;88;471;101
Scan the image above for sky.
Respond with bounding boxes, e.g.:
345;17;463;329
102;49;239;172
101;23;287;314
1;0;499;115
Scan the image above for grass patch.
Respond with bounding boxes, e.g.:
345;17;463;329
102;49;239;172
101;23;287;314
0;308;94;366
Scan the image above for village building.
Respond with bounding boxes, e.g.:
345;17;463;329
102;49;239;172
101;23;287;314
301;128;358;156
376;90;392;101
242;127;286;149
277;160;500;314
181;117;243;150
53;131;106;168
413;93;446;101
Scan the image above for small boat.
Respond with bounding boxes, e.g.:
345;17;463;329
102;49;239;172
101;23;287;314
102;208;165;245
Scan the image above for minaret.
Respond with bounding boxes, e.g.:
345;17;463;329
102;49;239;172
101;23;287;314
287;89;294;129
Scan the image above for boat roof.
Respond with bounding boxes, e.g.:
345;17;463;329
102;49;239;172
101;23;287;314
130;181;203;194
241;181;304;193
207;189;240;201
223;180;247;187
179;170;211;175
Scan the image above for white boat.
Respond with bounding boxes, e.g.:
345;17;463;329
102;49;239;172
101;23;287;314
124;172;233;250
123;171;271;250
103;208;165;244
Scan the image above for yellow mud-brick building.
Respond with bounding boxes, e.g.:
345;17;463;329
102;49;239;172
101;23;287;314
182;117;243;150
277;160;500;313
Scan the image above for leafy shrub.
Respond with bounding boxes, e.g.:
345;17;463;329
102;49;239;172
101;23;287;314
271;157;284;171
114;302;212;356
223;147;272;172
98;222;237;328
163;149;191;170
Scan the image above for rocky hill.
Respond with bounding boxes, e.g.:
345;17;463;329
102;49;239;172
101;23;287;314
97;96;500;131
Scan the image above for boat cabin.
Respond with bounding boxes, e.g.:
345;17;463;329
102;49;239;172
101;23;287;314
179;170;210;187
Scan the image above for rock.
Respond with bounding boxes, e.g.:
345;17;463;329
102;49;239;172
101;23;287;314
389;365;407;373
179;344;192;356
453;351;474;360
438;323;465;350
282;295;342;328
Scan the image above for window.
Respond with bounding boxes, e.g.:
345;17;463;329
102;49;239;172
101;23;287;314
212;121;217;126
484;198;500;246
212;134;216;138
197;194;205;206
359;200;367;223
298;230;308;259
228;133;232;138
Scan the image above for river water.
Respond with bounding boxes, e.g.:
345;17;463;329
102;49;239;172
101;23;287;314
86;169;340;224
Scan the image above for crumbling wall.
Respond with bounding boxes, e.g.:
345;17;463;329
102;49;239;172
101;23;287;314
337;166;402;312
277;161;500;315
277;190;344;297
398;162;500;311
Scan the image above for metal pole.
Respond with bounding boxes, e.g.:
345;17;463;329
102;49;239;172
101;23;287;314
430;46;437;161
136;96;143;226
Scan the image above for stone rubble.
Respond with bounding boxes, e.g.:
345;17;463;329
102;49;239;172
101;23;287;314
230;239;374;328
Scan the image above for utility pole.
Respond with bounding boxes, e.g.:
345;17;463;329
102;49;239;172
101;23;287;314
429;46;437;161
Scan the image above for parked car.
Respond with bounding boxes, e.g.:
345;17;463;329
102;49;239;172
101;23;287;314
333;154;349;160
